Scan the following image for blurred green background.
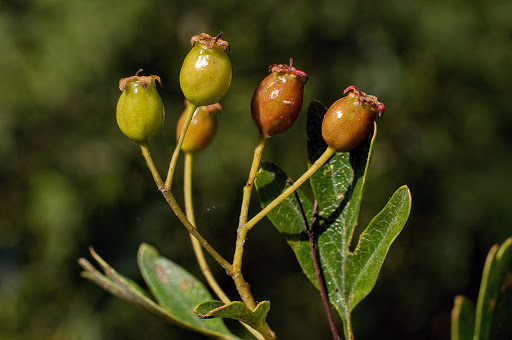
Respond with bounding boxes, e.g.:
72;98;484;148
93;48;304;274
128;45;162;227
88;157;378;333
1;0;511;339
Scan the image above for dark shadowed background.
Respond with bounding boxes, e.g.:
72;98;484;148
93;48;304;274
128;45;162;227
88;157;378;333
1;0;512;339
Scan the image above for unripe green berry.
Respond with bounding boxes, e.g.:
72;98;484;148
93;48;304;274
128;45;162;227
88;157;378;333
116;70;165;143
179;33;232;106
322;86;385;152
176;101;220;153
251;59;307;136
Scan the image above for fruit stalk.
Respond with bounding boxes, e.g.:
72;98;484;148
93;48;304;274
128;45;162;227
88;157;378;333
165;102;197;190
233;132;268;272
184;152;267;340
245;146;336;231
183;152;230;303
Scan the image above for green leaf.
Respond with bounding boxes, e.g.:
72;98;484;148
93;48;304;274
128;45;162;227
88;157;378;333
80;246;239;340
137;243;240;339
345;185;411;310
255;161;316;286
79;247;181;318
474;237;512;340
195;300;271;331
451;295;475;340
254;99;412;330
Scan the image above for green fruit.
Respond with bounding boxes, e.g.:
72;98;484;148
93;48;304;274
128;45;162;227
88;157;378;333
116;70;165;142
250;59;307;136
176;101;220;153
179;33;232;106
322;86;385;152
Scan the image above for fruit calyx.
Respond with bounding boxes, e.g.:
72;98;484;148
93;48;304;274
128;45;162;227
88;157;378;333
269;58;308;84
191;32;230;52
343;85;385;116
119;69;162;91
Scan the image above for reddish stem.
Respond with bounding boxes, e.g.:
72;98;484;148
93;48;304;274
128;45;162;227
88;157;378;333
287;180;340;340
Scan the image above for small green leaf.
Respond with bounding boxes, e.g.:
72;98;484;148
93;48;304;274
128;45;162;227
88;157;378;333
195;300;271;331
137;243;240;339
474;237;512;339
451;295;475;340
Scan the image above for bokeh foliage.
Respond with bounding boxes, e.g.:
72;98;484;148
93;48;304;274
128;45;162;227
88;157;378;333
1;0;512;339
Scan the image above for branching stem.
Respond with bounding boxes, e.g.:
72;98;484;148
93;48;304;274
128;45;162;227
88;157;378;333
184;152;265;340
139;142;232;273
244;146;336;231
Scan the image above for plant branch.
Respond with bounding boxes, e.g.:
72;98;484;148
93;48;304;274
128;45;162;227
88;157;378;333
224;131;276;339
184;152;265;340
244;146;336;231
310;202;340;340
184;152;231;303
139;142;164;188
287;180;340;340
139;142;232;273
233;132;268;272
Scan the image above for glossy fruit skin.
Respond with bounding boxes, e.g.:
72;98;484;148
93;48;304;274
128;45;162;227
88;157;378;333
251;62;307;136
176;102;220;153
322;86;385;152
116;73;165;143
179;33;232;106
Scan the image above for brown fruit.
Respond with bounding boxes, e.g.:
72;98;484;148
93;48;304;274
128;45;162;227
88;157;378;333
176;101;220;153
250;59;307;136
322;86;385;152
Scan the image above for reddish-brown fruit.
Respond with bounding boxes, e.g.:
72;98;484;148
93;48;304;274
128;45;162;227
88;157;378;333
176;101;220;153
322;86;385;152
250;59;308;136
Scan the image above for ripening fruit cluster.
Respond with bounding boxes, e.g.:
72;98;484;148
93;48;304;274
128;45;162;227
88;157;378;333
115;32;385;154
116;33;231;152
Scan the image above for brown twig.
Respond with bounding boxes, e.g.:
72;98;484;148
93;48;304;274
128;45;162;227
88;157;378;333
287;180;340;340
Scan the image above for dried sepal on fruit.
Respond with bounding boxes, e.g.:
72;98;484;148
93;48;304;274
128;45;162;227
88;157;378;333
322;86;385;152
116;69;165;143
176;100;221;153
250;58;308;136
179;32;232;107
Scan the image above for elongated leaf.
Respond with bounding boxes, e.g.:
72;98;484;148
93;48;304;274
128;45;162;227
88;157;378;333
474;237;512;339
345;185;411;310
254;99;412;327
451;295;475;340
79;248;238;339
195;300;270;331
137;243;239;339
